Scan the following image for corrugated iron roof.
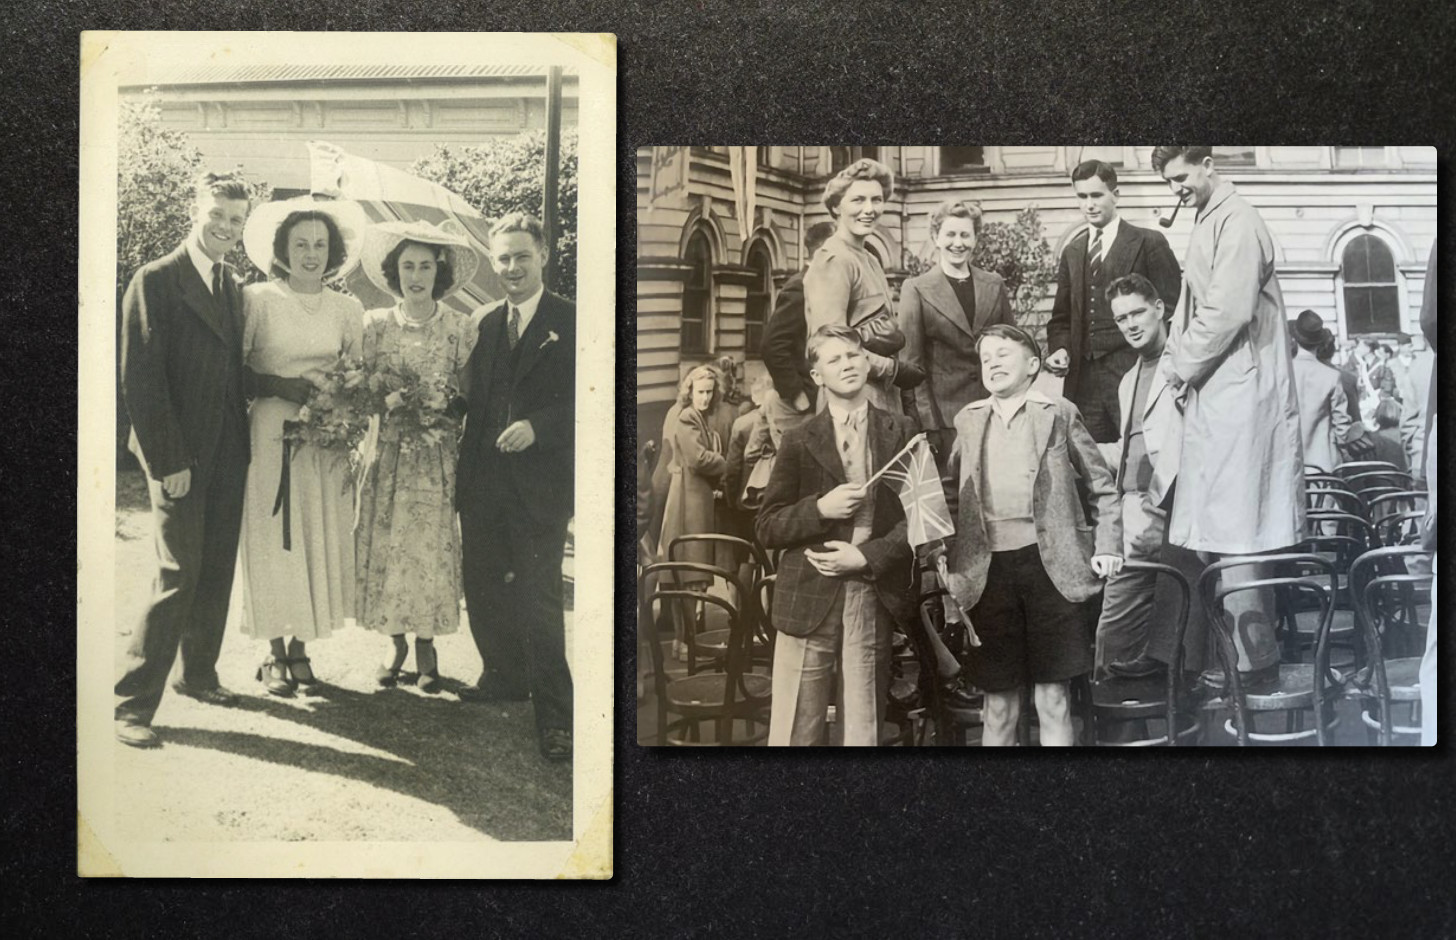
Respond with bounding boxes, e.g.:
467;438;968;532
127;63;577;87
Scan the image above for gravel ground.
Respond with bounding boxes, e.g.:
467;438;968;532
112;469;572;843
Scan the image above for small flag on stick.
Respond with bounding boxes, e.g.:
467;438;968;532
873;434;955;549
869;433;981;648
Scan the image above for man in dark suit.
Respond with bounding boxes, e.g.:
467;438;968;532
1044;160;1182;443
756;324;916;746
760;221;836;446
456;212;576;762
115;172;254;748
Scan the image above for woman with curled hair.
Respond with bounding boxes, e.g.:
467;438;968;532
237;196;367;695
898;198;1015;467
355;220;482;691
804;157;920;415
657;364;730;658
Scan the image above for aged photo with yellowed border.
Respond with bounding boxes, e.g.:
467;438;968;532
78;31;614;877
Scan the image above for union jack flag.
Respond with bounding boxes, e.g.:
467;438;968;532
878;436;955;548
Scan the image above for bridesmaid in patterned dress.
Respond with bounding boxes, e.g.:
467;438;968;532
355;220;482;692
238;196;367;696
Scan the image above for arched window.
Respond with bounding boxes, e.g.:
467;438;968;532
743;241;774;358
681;230;712;354
1341;234;1401;335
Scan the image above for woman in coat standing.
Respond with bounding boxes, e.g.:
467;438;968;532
898;198;1015;469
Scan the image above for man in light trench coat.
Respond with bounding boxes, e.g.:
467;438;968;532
1142;147;1307;682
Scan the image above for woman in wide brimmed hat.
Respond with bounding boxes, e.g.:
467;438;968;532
355;219;483;692
237;195;367;696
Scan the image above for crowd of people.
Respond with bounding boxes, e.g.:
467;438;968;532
640;148;1438;746
116;172;577;762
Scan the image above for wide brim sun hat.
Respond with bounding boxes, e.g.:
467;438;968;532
360;218;482;301
242;194;368;282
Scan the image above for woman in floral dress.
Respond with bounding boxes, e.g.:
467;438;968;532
356;220;481;692
238;196;367;695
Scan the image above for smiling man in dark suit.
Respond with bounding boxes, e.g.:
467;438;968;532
456;212;576;763
1044;160;1182;443
115;172;254;748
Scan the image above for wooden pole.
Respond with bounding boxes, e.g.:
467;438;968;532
542;66;563;292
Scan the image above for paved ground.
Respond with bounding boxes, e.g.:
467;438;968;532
111;468;572;842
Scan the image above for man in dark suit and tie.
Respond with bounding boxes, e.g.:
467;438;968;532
115;172;255;748
1044;160;1182;443
456;212;576;763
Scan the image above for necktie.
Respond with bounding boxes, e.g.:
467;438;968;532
1089;228;1103;284
841;409;864;453
213;261;231;317
507;304;521;350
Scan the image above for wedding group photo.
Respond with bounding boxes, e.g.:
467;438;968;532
634;145;1438;748
77;32;616;878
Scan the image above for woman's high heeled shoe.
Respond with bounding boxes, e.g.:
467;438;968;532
287;656;322;692
415;640;440;694
256;657;295;697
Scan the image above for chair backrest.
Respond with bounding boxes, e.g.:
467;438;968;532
1301;511;1373;566
1349;545;1434;666
1374;509;1427;548
1367;490;1428;524
1333;461;1400;479
638;561;765;711
1344;469;1416;499
751;572;778;659
668;533;772;586
1305;487;1365;518
1305;473;1352;490
1197;553;1338;730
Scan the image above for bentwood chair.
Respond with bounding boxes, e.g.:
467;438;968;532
908;587;984;746
1374;509;1427;549
1350;546;1433;745
1367;491;1428;532
639;562;772;746
1198;554;1341;746
1090;562;1198;746
668;534;772;675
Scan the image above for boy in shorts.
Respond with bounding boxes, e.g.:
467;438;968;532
943;324;1122;745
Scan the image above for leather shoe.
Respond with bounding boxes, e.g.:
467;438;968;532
539;728;572;761
116;721;161;749
457;684;528;704
939;673;981;710
171;681;240;706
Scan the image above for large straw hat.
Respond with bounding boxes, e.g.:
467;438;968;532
361;219;482;301
242;195;368;282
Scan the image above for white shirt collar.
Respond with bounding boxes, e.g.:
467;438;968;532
1088;215;1121;254
825;397;869;427
982;388;1053;425
186;234;221;293
506;286;546;336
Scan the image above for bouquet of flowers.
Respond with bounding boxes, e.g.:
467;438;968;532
369;361;462;452
281;354;377;472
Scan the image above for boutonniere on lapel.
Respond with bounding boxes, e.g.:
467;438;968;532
538;330;560;351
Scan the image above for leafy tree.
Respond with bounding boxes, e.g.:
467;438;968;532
409;128;579;299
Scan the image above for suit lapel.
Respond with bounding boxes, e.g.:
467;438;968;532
1068;231;1089;317
474;300;508;390
511;293;558;389
960;405;990;508
1027;398;1054;473
804;411;846;485
170;247;231;345
970;268;999;331
923;272;975;339
1104;223;1138;279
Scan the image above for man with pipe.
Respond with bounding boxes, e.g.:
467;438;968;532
1138;147;1306;686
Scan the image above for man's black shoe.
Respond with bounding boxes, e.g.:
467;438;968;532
171;682;240;706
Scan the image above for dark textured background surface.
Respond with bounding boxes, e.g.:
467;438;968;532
7;1;1455;935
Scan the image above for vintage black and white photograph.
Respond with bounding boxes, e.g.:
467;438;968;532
78;32;614;877
635;145;1437;748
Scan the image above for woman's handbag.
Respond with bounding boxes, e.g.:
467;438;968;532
851;306;905;357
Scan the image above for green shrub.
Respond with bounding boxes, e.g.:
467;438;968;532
409;129;579;300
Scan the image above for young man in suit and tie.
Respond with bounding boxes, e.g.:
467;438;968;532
115;172;255;748
756;324;917;746
1044;161;1182;443
455;213;576;763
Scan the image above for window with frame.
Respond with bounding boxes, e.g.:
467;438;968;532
681;231;712;354
829;146;882;174
756;146;772;168
743;242;773;358
939;146;987;173
1211;146;1256;167
1341;234;1401;335
1077;146;1124;167
1334;147;1386;169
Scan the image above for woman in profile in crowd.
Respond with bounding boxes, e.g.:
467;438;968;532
804;157;920;415
354;220;481;692
238;196;367;695
657;364;729;659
